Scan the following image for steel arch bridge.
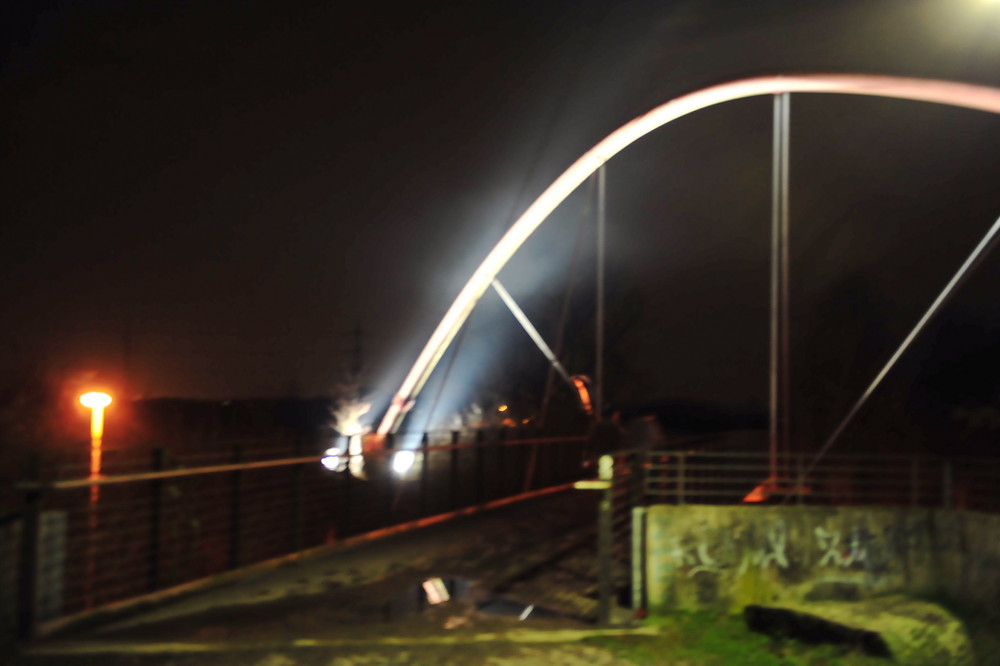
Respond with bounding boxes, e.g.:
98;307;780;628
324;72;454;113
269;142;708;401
375;74;1000;438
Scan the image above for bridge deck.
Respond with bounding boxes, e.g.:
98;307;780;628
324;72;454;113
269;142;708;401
16;491;631;665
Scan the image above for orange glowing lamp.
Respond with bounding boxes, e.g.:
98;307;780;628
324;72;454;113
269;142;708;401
80;392;112;439
80;392;112;479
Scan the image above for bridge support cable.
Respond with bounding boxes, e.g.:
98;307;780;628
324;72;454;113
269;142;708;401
539;177;594;427
491;280;577;394
595;164;607;420
779;95;792;482
377;75;1000;436
801;211;1000;484
769;93;792;482
419;315;472;433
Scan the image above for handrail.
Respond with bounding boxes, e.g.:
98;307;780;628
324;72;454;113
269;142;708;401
18;435;588;491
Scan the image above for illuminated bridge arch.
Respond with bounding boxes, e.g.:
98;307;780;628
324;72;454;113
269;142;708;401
378;74;1000;436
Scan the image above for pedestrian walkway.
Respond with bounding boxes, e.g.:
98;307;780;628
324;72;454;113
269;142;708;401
12;490;652;665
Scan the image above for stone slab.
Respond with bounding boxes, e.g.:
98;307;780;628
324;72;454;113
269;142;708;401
745;595;973;666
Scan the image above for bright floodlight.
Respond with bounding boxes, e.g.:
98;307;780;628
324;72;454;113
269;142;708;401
80;392;112;409
320;447;346;472
392;450;416;476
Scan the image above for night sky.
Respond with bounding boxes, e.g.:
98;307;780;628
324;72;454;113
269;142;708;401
3;1;1000;445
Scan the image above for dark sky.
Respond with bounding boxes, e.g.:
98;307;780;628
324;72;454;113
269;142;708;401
2;0;1000;439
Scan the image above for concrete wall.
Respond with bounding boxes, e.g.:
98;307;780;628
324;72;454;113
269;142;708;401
645;505;1000;615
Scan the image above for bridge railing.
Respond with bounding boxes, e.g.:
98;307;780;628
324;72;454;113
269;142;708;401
639;449;1000;512
11;430;589;640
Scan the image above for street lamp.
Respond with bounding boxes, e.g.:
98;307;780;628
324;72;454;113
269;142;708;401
79;390;110;609
80;392;112;481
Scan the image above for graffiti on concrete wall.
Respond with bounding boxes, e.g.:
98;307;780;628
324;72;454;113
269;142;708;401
646;506;1000;613
649;510;960;584
815;526;867;568
656;517;793;579
739;519;790;573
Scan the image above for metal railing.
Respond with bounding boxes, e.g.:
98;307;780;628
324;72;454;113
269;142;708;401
591;448;1000;624
11;430;588;640
641;450;1000;511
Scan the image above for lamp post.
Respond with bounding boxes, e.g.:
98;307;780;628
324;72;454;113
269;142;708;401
79;392;112;491
79;391;111;609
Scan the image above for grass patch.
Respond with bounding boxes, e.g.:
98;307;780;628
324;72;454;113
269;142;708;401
585;612;889;665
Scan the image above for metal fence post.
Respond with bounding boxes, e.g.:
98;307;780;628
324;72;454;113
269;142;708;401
514;426;525;490
942;459;953;510
522;427;539;493
342;441;353;537
497;428;507;498
796;452;805;506
632;506;647;612
229;442;243;570
553;433;563;483
17;486;42;640
629;449;646;509
293;436;304;551
677;453;686;505
449;431;459;510
384;433;396;525
148;448;164;592
475;429;485;504
597;454;614;625
420;432;430;516
542;430;552;488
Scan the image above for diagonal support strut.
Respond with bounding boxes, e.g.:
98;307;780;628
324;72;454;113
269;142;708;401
801;211;1000;483
491;280;576;392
